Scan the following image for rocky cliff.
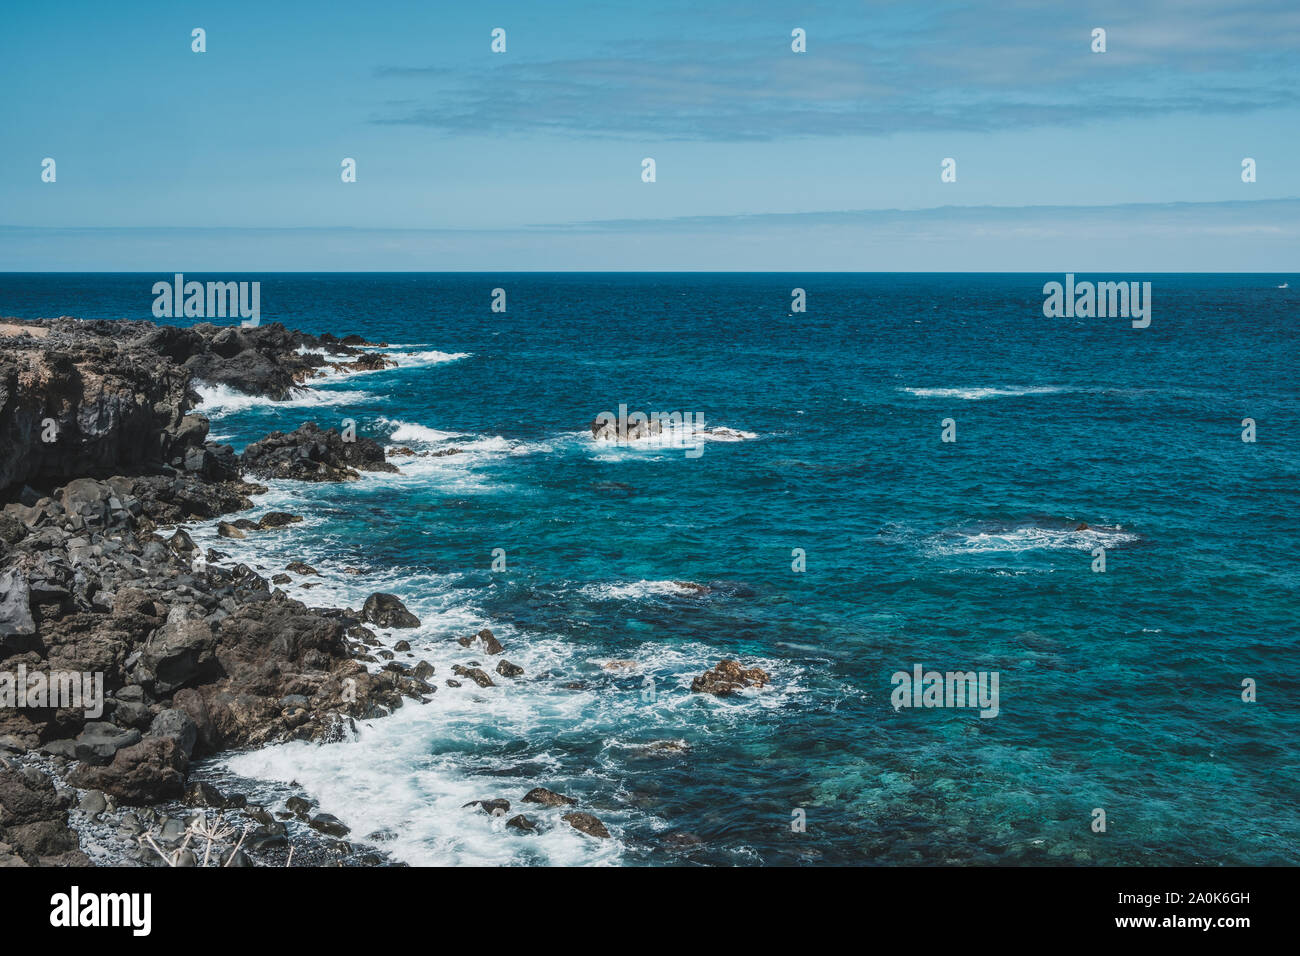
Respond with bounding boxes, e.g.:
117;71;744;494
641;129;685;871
0;316;424;867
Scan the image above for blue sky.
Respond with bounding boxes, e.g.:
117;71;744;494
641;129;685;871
0;0;1296;270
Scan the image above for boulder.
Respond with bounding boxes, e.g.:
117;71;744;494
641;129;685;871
240;423;397;482
451;665;494;688
167;528;197;556
456;627;503;655
285;796;315;819
562;811;610;839
522;787;577;808
148;709;199;760
308;812;350;837
0;764;88;865
0;569;34;638
182;780;226;808
257;512;302;529
134;614;217;694
690;659;771;696
59;478;114;527
463;798;510;816
170;688;217;756
73;722;143;766
361;592;420;629
68;736;187;805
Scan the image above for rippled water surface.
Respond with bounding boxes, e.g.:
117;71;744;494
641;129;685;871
4;273;1297;865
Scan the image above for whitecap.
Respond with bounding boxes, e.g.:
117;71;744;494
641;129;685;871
901;386;1070;400
928;524;1140;555
193;383;376;418
381;419;466;445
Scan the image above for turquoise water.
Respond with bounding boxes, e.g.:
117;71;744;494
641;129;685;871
4;273;1298;865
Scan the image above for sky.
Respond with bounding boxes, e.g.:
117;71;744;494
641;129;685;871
0;0;1296;270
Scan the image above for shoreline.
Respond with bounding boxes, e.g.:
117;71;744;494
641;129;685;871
0;315;749;866
0;316;443;866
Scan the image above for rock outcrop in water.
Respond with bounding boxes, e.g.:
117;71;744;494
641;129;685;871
361;592;421;628
690;659;771;696
241;423;398;482
590;415;662;441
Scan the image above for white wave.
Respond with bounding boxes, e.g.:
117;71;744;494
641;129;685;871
220;633;796;865
297;348;469;387
193;383;375;417
186;484;805;865
579;580;710;601
369;436;547;491
929;524;1140;555
382;419;466;445
901;386;1070;401
702;427;757;442
200;552;788;862
394;349;470;367
581;420;758;461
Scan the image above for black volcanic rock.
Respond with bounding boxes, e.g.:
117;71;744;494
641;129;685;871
562;811;611;839
0;315;428;864
0;762;89;865
361;592;420;628
241;423;398;482
523;787;577;808
0;329;196;493
0;317;391;497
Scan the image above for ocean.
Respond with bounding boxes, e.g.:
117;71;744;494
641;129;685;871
3;272;1297;866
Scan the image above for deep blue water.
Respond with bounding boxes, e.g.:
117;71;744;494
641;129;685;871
3;273;1298;866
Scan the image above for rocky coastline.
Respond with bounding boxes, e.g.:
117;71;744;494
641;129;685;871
0;315;767;867
0;317;433;867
